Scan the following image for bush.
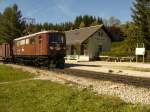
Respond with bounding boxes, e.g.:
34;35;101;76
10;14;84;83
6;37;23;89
101;41;134;57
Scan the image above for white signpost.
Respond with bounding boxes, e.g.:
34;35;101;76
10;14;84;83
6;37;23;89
135;48;145;55
135;43;145;63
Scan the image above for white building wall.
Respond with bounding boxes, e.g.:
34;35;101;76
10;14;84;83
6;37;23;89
88;29;111;59
100;29;111;51
66;29;111;61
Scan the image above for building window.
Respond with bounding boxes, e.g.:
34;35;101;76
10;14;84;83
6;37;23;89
99;31;103;37
98;31;105;41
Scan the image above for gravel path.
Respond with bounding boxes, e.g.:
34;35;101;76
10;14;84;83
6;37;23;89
4;64;150;105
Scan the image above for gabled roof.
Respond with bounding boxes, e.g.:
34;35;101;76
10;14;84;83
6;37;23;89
65;25;107;45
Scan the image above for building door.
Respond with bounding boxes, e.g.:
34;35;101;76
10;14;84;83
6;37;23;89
95;45;102;57
80;44;84;55
71;45;74;55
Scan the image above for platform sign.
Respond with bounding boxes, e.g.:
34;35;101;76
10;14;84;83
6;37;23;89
135;48;145;55
135;43;145;63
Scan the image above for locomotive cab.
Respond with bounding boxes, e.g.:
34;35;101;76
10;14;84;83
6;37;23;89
48;32;66;68
48;33;66;56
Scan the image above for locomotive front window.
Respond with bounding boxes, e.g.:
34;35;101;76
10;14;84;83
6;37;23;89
49;33;64;43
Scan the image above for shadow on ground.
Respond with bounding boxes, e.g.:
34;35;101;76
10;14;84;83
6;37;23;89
65;63;101;68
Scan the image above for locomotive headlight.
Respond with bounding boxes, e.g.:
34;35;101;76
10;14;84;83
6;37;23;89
49;46;54;50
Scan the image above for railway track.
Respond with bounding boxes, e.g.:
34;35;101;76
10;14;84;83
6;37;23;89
2;62;150;88
40;67;150;89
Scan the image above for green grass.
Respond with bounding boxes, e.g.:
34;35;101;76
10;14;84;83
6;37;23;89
0;80;150;112
0;65;33;82
0;65;150;112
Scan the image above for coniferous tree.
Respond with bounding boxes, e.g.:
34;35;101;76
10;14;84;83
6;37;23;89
0;4;25;58
97;17;103;25
0;4;25;42
74;15;82;29
79;21;85;28
30;15;104;33
91;21;98;26
132;0;150;49
43;22;49;30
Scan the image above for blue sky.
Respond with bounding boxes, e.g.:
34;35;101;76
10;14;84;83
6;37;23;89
0;0;134;23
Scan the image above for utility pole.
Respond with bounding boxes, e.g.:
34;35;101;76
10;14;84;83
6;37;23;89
23;17;36;25
23;17;36;34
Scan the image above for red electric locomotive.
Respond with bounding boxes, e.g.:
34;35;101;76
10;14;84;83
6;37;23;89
0;31;66;68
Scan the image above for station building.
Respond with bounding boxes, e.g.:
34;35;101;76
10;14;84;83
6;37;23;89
65;25;112;61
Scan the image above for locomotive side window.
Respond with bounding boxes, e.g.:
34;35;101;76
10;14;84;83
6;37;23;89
16;41;21;46
26;39;29;45
20;39;25;45
30;38;35;45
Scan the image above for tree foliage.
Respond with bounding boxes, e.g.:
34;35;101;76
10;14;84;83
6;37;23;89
103;16;121;27
104;0;150;57
0;4;25;43
123;23;143;54
31;15;103;33
102;16;123;41
79;21;85;28
132;0;150;49
0;4;121;44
